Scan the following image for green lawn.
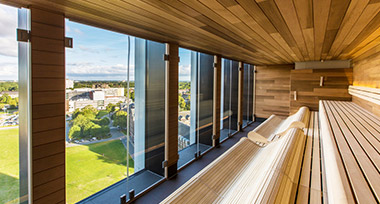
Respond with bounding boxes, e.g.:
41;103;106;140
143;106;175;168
0;128;134;204
66;140;134;204
96;110;109;119
0;128;19;204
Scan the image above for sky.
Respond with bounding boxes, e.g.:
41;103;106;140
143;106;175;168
0;4;18;81
0;3;191;82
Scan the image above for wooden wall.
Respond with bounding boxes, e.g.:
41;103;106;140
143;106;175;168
255;65;292;118
352;44;380;116
212;55;221;146
31;7;66;204
353;49;380;88
165;43;179;178
290;68;353;113
352;96;380;118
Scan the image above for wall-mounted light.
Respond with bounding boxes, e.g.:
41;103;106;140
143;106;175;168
320;76;324;87
294;91;297;101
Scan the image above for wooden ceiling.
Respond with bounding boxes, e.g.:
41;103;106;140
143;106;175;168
3;0;380;65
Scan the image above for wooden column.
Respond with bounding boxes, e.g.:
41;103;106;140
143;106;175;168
164;43;179;179
30;8;66;204
237;62;244;131
212;55;221;147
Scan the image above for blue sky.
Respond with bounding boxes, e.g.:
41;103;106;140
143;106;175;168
66;20;192;81
0;4;191;82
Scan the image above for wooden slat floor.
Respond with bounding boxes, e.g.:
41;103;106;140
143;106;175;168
321;100;380;204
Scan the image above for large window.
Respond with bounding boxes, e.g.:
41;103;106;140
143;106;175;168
243;64;254;127
65;20;166;203
220;58;239;141
0;4;30;204
178;48;214;168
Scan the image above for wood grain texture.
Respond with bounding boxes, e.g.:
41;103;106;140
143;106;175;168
2;0;380;65
290;68;353;113
353;50;380;88
296;112;324;204
213;55;221;145
352;95;380;118
237;62;244;130
30;7;66;203
320;100;380;203
162;107;310;203
255;65;292;118
165;43;179;177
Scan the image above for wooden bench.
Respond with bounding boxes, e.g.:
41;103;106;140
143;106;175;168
295;111;326;204
319;100;380;204
161;107;310;203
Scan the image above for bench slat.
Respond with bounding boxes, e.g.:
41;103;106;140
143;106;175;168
333;101;380;172
296;112;314;204
323;101;377;203
328;101;380;201
339;101;380;153
310;111;322;204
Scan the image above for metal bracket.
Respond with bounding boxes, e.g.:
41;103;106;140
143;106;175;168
17;29;30;42
162;160;168;168
164;54;170;61
65;37;73;48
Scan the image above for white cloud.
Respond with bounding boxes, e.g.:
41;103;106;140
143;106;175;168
66;62;135;80
0;62;17;80
179;64;191;81
0;5;18;80
74;28;83;35
179;64;191;75
0;5;17;58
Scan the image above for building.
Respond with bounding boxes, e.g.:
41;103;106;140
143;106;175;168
66;79;74;89
2;1;380;204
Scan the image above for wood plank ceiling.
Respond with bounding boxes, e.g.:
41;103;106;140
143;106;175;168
3;0;380;65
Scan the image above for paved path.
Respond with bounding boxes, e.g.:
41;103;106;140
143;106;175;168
0;126;18;130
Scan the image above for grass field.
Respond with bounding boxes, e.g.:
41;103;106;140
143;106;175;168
0;128;134;204
66;140;134;204
96;110;109;119
0;128;19;204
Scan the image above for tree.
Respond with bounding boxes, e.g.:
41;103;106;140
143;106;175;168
129;91;135;101
178;94;186;110
82;105;98;119
69;125;81;140
83;122;95;138
106;103;116;114
101;126;110;138
9;99;17;109
90;124;102;138
95;117;110;126
113;110;128;129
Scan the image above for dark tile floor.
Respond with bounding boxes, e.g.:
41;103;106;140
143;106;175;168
79;170;163;204
177;143;212;168
135;121;262;204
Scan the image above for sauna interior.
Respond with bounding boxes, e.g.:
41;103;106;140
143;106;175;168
0;0;379;203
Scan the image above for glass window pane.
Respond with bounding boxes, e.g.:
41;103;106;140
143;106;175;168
220;58;231;141
230;60;239;133
197;53;214;154
0;4;29;204
178;48;195;168
65;20;131;204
